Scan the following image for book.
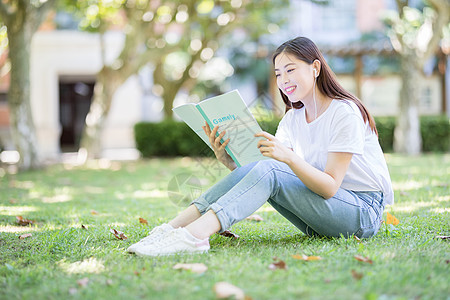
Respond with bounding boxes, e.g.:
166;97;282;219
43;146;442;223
172;90;269;167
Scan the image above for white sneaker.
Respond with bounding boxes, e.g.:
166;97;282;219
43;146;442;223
134;227;210;257
127;223;174;253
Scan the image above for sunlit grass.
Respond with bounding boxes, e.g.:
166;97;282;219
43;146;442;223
0;154;449;300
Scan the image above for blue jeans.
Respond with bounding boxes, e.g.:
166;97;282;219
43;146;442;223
192;159;385;238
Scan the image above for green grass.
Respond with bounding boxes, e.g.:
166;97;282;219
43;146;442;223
0;154;449;300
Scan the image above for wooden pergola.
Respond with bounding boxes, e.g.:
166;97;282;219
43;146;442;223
318;40;395;100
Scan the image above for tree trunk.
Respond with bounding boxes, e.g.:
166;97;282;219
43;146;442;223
7;27;40;169
394;53;422;154
79;67;124;160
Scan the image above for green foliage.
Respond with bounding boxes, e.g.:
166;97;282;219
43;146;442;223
375;117;396;152
59;0;126;32
135;116;449;157
420;115;450;152
134;120;208;158
376;116;450;153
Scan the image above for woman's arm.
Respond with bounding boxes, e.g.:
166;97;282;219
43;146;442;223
203;122;237;171
256;132;352;199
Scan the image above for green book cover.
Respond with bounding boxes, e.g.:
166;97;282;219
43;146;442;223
173;90;268;167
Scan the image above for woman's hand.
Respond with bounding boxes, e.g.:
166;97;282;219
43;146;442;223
255;131;294;164
202;122;237;171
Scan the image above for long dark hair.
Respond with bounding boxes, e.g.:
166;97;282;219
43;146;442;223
273;37;377;134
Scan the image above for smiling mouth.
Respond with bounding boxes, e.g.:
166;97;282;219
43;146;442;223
285;86;296;94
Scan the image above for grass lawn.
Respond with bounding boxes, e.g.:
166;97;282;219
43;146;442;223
0;154;449;300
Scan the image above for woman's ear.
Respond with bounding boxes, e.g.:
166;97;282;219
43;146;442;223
313;59;321;77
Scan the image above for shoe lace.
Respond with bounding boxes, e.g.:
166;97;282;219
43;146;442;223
139;226;165;244
149;230;182;249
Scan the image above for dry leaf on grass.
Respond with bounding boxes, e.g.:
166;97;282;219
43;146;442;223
219;230;240;239
18;233;32;239
354;255;373;264
291;254;322;261
77;277;89;287
353;236;362;243
90;210;99;215
16;216;33;226
213;281;245;300
110;228;128;240
268;257;287;270
245;214;263;222
173;263;208;274
139;218;148;225
68;287;78;295
351;270;364;280
386;212;399;225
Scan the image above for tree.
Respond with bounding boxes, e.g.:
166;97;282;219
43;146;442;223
64;0;289;160
0;0;56;169
62;0;171;160
152;0;289;118
385;0;450;154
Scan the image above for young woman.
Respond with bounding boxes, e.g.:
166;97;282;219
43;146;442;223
127;37;394;257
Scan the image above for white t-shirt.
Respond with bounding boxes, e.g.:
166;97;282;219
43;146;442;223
275;99;394;205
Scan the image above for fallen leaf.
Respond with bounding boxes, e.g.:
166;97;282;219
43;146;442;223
386;212;399;225
134;271;140;276
110;228;128;240
353;236;362;243
219;230;240;239
90;210;99;215
16;216;33;226
291;254;322;261
68;287;78;295
77;277;89;287
9;198;17;204
139;218;148;225
173;263;208;274
351;269;364;280
268;257;287;270
213;281;245;300
245;214;263;222
354;255;373;264
435;236;449;240
81;224;87;230
18;233;32;239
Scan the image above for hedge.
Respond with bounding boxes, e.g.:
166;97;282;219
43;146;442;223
134;116;449;157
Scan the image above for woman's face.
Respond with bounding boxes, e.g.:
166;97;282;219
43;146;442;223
274;52;315;103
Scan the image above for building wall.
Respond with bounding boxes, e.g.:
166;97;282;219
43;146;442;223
339;74;442;116
30;30;143;160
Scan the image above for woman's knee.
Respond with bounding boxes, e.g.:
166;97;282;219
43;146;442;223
253;159;289;172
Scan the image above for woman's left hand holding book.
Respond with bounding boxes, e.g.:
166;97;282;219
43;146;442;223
202;122;238;171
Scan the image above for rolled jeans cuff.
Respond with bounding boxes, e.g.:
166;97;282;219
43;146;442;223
191;197;210;214
191;199;230;234
208;203;231;233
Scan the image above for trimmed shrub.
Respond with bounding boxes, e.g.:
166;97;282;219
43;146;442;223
134;115;449;157
420;115;450;152
375;117;396;153
134;120;208;157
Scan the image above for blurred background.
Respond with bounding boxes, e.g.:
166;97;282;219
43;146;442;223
0;0;448;171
